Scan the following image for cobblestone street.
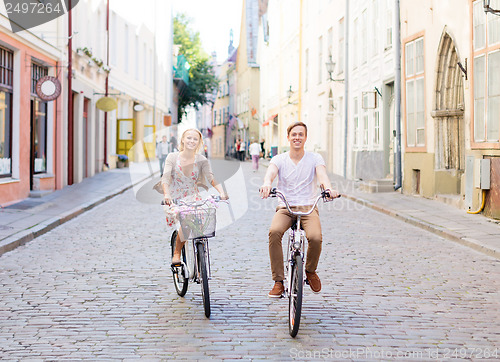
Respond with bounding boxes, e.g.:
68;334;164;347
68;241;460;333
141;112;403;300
1;161;499;360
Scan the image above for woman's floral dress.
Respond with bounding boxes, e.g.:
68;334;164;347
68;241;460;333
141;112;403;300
163;157;203;227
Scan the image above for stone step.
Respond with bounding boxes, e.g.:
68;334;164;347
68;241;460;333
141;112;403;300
29;190;54;198
435;193;464;209
359;179;395;193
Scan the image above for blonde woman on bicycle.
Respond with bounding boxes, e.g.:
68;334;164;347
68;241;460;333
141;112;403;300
260;122;339;297
161;128;228;264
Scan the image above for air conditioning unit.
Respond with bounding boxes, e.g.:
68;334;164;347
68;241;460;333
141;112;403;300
474;158;490;190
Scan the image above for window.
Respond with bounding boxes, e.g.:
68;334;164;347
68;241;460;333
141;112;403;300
124;24;129;72
318;36;323;84
473;0;500;142
372;0;379;56
374;110;380;146
361;9;367;64
363;113;369;146
405;37;425;147
31;63;49;174
338;18;344;74
385;0;393;50
305;49;309;91
353;17;358;68
354;97;359;146
0;47;13;177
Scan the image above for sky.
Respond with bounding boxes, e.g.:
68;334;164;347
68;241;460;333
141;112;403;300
112;0;243;63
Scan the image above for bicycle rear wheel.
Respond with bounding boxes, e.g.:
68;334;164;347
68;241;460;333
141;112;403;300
288;254;303;337
196;242;211;318
171;231;188;296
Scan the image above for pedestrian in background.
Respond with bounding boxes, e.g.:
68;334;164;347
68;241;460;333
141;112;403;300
169;133;178;153
249;138;261;172
239;139;246;161
156;135;169;176
235;139;241;160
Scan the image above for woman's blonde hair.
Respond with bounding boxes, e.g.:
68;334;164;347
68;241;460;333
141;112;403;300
179;128;204;153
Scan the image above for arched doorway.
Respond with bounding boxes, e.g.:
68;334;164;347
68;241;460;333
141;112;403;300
432;31;465;194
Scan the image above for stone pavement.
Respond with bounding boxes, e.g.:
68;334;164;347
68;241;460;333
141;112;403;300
1;156;499;261
0;161;159;256
0;160;498;360
260;158;500;260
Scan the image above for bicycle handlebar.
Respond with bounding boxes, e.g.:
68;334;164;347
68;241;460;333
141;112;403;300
161;195;227;207
268;187;339;216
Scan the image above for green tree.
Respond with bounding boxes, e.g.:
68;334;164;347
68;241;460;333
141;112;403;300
174;14;218;119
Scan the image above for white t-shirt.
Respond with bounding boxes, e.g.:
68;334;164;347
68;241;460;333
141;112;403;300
249;142;261;156
270;151;325;206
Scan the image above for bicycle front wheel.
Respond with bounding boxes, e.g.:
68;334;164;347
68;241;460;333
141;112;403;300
288;254;303;337
171;231;188;296
196;242;211;318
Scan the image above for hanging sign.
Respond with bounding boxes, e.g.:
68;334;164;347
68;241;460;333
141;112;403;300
36;76;61;101
96;97;118;112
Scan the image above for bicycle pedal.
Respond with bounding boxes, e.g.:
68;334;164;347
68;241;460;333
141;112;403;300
304;278;310;285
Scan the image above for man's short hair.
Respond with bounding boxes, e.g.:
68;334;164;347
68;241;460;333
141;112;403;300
287;122;308;136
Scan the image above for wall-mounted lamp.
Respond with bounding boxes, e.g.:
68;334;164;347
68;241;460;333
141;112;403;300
325;54;344;82
287;85;297;104
458;59;468;80
484;0;500;15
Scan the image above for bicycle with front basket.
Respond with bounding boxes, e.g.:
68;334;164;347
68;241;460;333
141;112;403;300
267;186;338;337
164;196;225;318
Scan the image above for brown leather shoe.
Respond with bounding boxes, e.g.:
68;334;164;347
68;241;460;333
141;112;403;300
306;271;321;293
268;281;285;298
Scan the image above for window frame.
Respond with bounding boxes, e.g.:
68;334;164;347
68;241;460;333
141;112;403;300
0;46;13;178
471;0;500;148
403;32;426;152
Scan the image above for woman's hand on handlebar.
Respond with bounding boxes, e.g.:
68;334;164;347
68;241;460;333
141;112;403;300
219;193;229;201
163;195;173;206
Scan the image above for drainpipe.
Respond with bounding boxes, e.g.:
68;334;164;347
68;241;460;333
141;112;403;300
343;0;349;179
103;0;109;168
298;0;303;122
67;0;73;185
394;0;402;190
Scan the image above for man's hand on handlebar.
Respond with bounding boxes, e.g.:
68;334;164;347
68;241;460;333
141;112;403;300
323;188;340;201
259;185;272;199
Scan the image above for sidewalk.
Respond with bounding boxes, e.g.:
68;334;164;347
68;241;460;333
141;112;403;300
259;158;500;260
0;162;159;256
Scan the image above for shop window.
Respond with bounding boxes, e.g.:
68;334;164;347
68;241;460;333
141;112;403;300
0;47;13;177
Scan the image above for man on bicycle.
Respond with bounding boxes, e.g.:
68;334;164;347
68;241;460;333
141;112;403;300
260;122;339;298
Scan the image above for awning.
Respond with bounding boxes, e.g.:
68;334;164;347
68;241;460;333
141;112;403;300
262;113;278;127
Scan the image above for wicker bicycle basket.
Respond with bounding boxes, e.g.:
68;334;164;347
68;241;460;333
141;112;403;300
178;206;216;239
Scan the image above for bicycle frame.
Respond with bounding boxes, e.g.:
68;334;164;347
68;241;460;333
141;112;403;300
269;189;330;296
170;197;222;282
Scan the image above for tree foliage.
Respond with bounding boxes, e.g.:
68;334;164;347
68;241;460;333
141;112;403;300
174;14;218;119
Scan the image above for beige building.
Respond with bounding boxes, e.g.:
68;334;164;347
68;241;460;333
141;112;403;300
236;0;261;154
258;0;300;157
401;0;500;218
212;55;234;159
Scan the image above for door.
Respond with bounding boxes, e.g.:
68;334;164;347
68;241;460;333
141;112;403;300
30;99;47;190
143;124;156;160
83;98;89;178
116;118;135;161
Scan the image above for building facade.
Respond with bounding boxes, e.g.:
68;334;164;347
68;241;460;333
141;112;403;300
401;0;500;217
0;7;64;205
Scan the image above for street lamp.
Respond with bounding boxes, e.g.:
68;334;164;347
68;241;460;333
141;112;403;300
325;54;344;82
287;85;297;104
483;0;500;15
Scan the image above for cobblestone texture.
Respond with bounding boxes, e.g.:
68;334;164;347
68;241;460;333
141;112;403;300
0;161;499;360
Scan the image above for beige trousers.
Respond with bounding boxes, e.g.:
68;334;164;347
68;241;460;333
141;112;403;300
268;206;322;281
